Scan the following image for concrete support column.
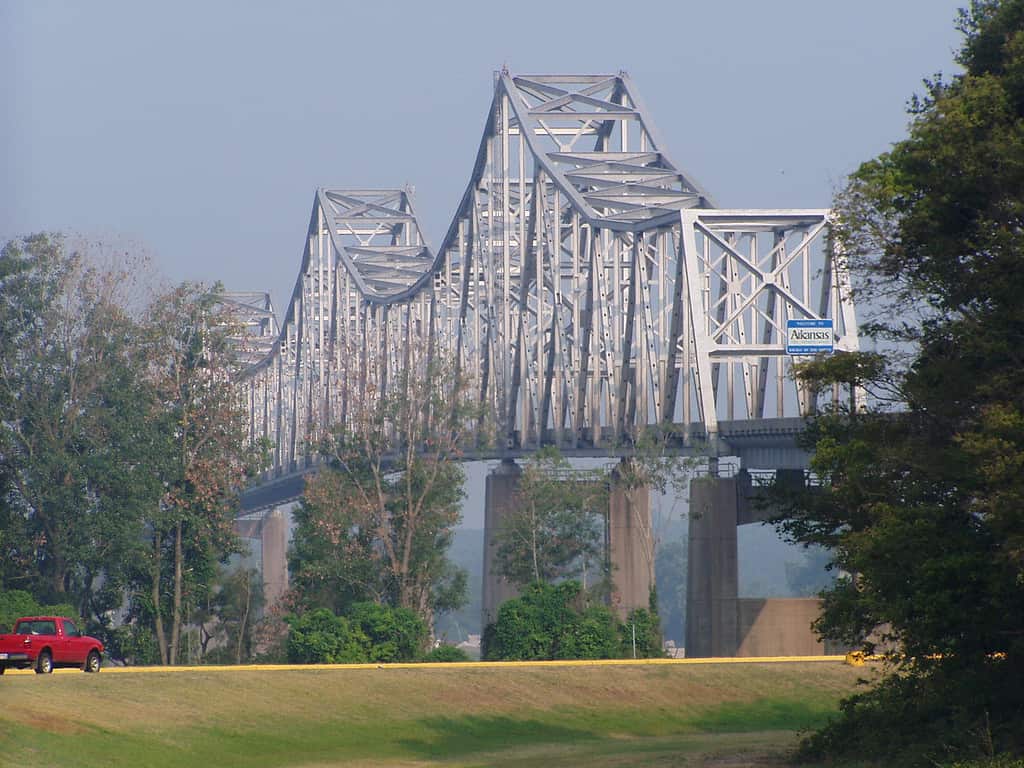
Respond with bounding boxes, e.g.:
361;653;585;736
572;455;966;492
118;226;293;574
608;473;653;619
262;507;289;611
685;474;741;657
481;459;522;628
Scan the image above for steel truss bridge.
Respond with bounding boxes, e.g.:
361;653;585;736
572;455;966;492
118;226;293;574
225;72;860;498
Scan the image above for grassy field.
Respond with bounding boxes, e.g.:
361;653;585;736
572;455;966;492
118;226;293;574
0;660;871;767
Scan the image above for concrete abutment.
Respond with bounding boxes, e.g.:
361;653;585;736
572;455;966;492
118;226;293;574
685;469;825;658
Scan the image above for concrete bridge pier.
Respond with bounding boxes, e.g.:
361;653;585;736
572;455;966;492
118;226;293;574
481;459;522;628
234;505;291;614
608;467;654;619
685;472;743;657
261;507;290;610
685;468;824;658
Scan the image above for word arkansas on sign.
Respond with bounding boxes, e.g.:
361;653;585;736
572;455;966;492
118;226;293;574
786;319;834;355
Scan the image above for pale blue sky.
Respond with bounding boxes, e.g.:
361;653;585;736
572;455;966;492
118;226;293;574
4;0;966;313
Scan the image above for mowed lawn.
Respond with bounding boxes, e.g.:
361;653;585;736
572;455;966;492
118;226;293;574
0;660;870;767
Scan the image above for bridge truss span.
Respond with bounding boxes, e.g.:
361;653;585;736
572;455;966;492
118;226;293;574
233;72;859;477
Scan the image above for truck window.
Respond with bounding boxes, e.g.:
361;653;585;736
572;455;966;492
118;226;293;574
16;623;32;635
63;620;79;637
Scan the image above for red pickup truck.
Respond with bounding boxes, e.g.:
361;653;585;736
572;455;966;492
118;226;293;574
0;616;104;674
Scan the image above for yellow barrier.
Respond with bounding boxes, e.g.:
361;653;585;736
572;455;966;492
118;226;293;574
4;654;858;675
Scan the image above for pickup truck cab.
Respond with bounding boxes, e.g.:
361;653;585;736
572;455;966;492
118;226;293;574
0;616;104;674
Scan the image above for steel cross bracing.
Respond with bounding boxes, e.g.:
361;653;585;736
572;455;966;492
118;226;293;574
231;73;859;478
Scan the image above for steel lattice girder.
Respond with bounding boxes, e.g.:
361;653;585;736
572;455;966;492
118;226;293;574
229;73;859;476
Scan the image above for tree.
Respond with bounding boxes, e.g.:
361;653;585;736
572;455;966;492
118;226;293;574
195;567;263;664
491;447;608;589
290;359;472;638
0;234;154;614
138;284;262;665
772;3;1024;762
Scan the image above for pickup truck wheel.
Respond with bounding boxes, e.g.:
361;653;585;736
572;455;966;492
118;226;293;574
84;650;101;673
35;650;53;674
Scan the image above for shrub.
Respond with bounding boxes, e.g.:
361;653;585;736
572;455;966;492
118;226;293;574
346;602;427;662
285;608;368;664
285;604;428;664
620;607;665;659
420;644;470;662
483;581;660;661
556;605;620;660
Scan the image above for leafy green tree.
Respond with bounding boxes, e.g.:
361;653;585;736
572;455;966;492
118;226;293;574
0;234;155;615
139;284;263;665
196;567;263;664
290;360;471;637
482;580;621;661
772;3;1024;762
492;447;608;589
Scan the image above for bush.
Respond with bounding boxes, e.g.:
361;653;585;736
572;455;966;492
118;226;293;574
620;608;665;659
796;661;1024;767
285;603;428;664
346;602;427;663
483;581;581;661
420;644;470;663
556;605;620;660
286;608;368;664
102;622;161;666
483;581;663;661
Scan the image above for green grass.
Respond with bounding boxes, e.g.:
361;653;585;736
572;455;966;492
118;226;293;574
0;662;869;767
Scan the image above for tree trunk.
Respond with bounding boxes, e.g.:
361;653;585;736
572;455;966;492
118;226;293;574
152;535;169;665
531;502;540;583
236;572;251;664
169;521;183;665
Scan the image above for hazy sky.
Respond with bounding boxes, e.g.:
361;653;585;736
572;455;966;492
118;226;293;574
4;0;966;314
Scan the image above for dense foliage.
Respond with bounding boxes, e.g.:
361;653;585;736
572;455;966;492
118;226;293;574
482;581;663;661
285;604;427;664
772;2;1024;763
419;644;471;662
0;589;77;633
0;234;262;665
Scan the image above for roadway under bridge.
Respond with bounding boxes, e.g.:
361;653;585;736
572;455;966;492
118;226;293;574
228;71;860;656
